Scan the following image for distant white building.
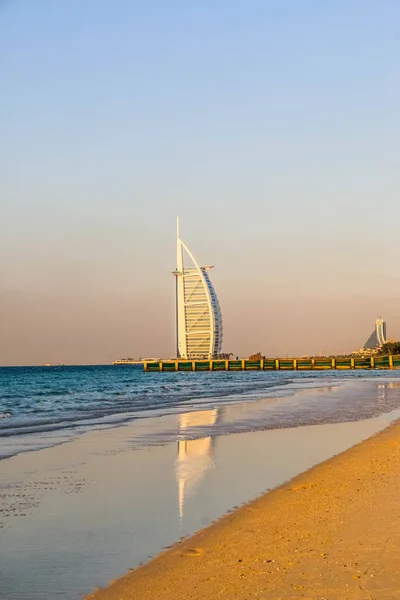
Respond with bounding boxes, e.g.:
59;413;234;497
172;218;223;360
364;318;387;349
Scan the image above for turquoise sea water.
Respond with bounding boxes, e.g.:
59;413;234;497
2;365;400;460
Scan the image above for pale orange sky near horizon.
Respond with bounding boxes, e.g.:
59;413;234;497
2;220;399;365
1;1;399;366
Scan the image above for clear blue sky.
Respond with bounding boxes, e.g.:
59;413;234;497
1;0;399;364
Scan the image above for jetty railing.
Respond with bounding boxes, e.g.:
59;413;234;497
141;356;400;372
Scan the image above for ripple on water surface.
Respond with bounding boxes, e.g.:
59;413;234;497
2;365;400;458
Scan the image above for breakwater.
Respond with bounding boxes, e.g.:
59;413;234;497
142;356;400;372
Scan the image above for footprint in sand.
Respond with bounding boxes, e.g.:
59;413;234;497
183;548;203;556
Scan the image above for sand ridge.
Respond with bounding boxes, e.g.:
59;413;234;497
87;422;400;599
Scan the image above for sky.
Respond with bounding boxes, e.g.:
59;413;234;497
1;0;399;365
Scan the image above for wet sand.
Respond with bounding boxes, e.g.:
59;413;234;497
87;421;400;600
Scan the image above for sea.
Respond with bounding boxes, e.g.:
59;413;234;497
2;365;400;460
2;366;400;599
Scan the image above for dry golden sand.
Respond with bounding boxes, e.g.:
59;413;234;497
87;422;400;600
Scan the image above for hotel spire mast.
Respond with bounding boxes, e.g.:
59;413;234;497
175;217;187;358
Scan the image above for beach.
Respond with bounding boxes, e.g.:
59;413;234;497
2;374;400;599
87;420;400;600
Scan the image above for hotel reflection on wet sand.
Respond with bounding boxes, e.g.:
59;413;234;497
176;409;218;521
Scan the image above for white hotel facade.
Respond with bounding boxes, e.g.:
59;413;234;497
172;218;223;360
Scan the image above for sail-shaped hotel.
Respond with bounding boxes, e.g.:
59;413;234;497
172;218;223;359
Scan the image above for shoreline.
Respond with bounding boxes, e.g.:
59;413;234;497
2;373;400;462
86;420;400;599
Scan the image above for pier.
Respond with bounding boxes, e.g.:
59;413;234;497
141;356;400;372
